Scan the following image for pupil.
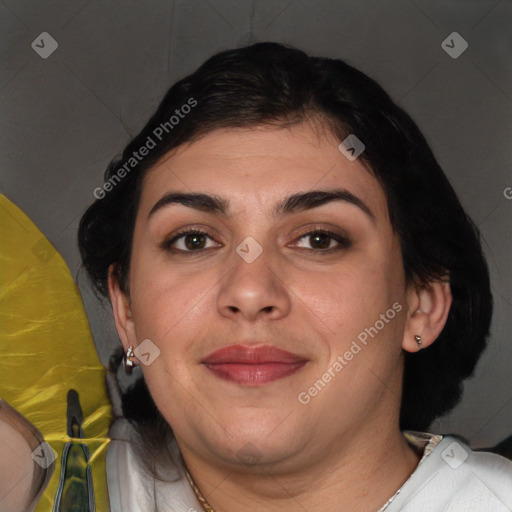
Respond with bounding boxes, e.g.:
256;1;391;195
185;234;205;250
311;233;329;249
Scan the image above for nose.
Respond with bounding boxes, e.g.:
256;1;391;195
216;245;292;323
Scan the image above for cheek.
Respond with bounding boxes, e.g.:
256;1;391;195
298;263;395;327
132;281;197;339
129;254;220;353
298;254;405;364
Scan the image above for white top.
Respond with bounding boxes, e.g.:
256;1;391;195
107;419;512;512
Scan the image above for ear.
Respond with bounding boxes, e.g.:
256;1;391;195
108;264;139;363
402;279;453;353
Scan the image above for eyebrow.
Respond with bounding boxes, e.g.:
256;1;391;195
148;188;375;222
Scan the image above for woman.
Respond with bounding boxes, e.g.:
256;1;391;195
78;42;512;511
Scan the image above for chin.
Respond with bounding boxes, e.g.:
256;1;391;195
208;419;304;466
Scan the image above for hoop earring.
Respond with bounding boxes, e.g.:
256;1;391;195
414;335;422;350
123;346;135;374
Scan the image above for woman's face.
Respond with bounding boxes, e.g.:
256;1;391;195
115;120;415;470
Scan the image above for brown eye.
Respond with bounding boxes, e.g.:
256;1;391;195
161;229;218;253
295;229;351;252
182;232;207;250
309;232;332;249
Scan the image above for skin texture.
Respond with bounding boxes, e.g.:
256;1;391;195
109;120;452;512
0;421;36;512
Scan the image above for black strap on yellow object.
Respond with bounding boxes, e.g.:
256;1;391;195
53;390;95;512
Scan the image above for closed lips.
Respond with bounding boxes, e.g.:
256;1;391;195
201;345;307;364
201;345;308;385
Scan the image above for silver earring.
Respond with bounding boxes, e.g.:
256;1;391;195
414;335;422;350
123;346;135;374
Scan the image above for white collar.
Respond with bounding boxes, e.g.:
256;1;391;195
107;421;445;512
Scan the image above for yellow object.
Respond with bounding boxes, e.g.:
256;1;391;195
0;194;111;511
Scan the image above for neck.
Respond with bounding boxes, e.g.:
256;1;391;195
179;423;422;512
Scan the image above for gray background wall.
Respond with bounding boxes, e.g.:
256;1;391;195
1;0;510;448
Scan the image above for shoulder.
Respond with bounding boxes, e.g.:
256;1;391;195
454;439;512;508
106;418;156;512
106;418;203;512
389;432;512;512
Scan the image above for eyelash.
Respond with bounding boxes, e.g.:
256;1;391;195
161;227;351;255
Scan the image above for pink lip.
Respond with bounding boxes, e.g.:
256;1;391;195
201;345;308;386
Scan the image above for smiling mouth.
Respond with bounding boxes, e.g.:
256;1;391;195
203;361;307;385
201;344;308;386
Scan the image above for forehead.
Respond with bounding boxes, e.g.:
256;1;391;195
139;122;389;223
